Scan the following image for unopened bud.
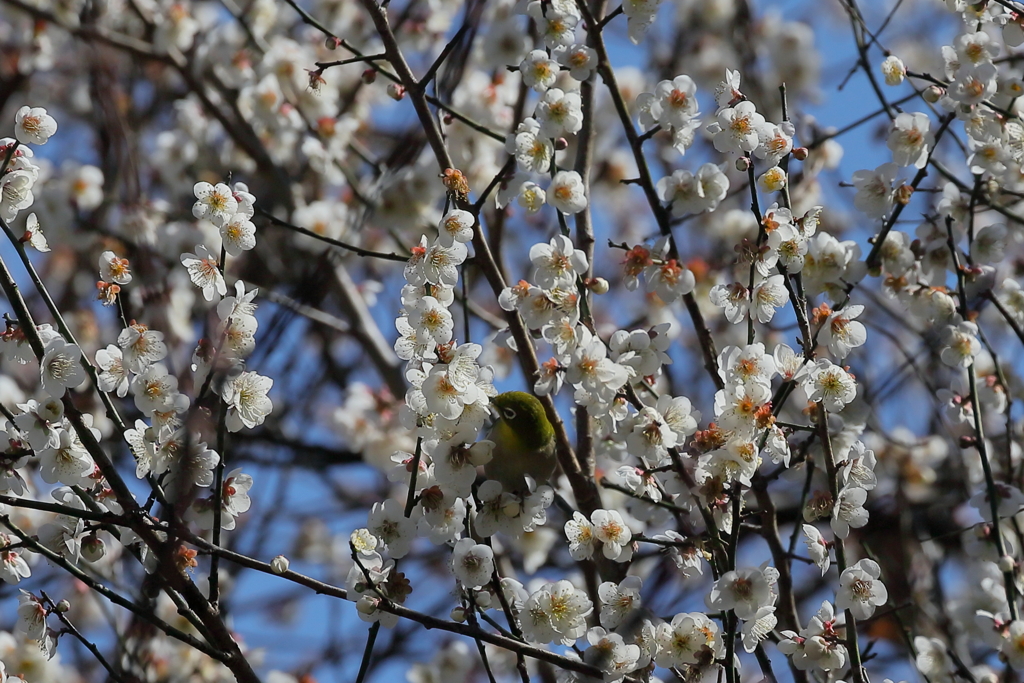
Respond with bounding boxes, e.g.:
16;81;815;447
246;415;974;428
923;85;943;104
474;591;493;608
735;157;751;172
792;147;809;161
271;555;290;574
450;606;467;622
361;69;377;84
998;555;1016;573
588;277;610;295
387;83;405;101
82;535;105;563
959;434;977;448
894;183;914;205
443;113;454;125
55;600;70;613
555;137;569;150
356;595;379;615
325;36;341;50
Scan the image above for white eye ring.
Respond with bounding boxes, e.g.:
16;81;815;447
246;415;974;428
502;407;516;420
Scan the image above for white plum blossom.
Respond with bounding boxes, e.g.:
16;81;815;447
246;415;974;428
99;251;132;285
17;591;48;641
520;50;559;92
591;508;633;561
836;559;888;619
565;511;596;560
566;328;630;405
756;122;795;166
222;370;274;431
887;112;933;168
437;209;474;247
221;213;257;255
622;0;661;44
38;428;94;485
530;235;588;289
657;163;730;215
939;320;980;368
598;576;642;629
644;258;696;302
583;627;641;681
557;44;597;81
706;566;774;619
654;612;723;667
450;538;494;588
820;304;868;359
707;100;765;155
851;162;899;219
548;170;588;215
520;580;593;645
882;55;906;85
192;182;237;226
526;2;578;49
535;88;583;139
805;360;857;412
751;274;787;323
181;245;227;301
710;282;750;324
187;468;253;530
0;535;31;584
23;213;48;252
118;323;167;373
367;499;417;559
15;106;57;145
831;486;869;539
1;170;36;222
40;338;86;398
506;118;553;174
802;524;831;575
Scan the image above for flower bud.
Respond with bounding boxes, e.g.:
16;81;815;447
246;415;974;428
271;555;290;574
792;147;809;161
959;434;977;448
55;600;70;613
450;606;467;622
443;113;454;125
387;83;405;101
474;591;492;608
735;157;751;172
82;535;105;563
356;595;379;615
998;555;1016;573
588;277;610;294
923;85;943;103
361;69;377;84
555;137;568;150
325;36;341;50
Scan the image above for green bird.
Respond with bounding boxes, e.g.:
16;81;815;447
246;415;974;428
483;391;557;495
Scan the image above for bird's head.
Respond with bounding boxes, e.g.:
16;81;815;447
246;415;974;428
490;391;555;451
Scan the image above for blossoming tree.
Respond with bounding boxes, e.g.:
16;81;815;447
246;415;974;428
0;0;1023;682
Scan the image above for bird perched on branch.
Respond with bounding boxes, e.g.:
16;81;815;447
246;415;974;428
483;391;557;496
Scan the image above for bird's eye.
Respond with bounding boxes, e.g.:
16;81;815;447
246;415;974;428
502;407;516;420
